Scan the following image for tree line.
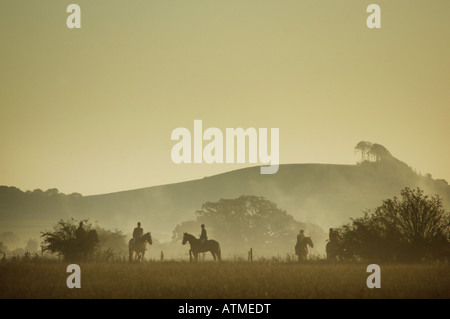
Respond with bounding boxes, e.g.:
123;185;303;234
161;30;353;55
36;187;449;263
0;186;82;219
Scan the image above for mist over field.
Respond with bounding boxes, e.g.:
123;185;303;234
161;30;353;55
0;1;448;304
1;145;449;260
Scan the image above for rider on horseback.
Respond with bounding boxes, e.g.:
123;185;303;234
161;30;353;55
297;229;305;245
295;229;305;255
295;229;313;261
132;222;144;245
329;228;339;243
326;228;343;261
200;224;208;244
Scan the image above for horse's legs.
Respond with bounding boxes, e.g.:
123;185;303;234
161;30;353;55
211;251;216;261
298;249;306;262
194;252;199;262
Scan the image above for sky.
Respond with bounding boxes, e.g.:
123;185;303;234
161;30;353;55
1;0;449;196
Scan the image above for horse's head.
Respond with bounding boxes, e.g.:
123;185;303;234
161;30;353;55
145;232;153;245
306;237;314;248
182;232;188;245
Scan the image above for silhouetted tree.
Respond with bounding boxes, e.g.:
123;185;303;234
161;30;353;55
355;141;372;162
339;187;450;262
45;188;59;197
68;192;83;199
94;227;128;261
32;189;44;196
173;195;308;255
41;218;98;262
355;141;394;163
368;143;392;162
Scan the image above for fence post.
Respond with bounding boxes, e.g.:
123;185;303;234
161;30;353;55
160;250;164;262
248;248;253;262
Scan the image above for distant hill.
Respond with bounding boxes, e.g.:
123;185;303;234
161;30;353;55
1;149;450;255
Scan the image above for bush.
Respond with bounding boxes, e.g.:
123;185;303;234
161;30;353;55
338;187;450;262
41;218;98;262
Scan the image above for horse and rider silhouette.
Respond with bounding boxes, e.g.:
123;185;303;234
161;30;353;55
295;229;314;261
326;228;344;261
182;225;222;262
129;222;152;262
128;223;320;263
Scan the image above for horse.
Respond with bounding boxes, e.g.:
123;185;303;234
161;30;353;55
129;232;152;262
295;237;314;262
326;240;343;261
182;232;221;262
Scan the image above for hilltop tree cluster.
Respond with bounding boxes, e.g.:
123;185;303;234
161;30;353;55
354;141;393;162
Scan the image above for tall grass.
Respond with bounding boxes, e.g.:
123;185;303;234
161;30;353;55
0;261;448;299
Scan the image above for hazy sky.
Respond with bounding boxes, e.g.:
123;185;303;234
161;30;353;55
1;1;449;195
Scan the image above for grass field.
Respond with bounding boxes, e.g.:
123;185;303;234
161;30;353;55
0;261;449;299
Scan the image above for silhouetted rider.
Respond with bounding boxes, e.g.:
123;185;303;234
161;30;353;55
75;221;85;239
132;222;144;245
200;224;208;244
297;229;305;245
295;229;305;255
329;228;338;243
